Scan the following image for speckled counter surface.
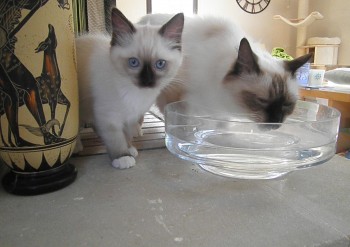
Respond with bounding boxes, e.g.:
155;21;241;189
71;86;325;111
1;149;350;247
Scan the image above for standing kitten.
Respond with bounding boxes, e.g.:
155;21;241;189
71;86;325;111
76;9;184;168
141;14;312;124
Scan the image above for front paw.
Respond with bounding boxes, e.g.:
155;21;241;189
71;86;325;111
112;156;136;169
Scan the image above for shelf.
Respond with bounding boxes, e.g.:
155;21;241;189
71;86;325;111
299;44;340;48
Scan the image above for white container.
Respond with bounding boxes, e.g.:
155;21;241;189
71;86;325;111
308;69;325;87
304;37;340;65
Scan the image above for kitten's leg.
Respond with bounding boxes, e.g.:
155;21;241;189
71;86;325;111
99;127;136;169
124;124;139;158
128;146;138;158
136;115;144;137
128;117;144;137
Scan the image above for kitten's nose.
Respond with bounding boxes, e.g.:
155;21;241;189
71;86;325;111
139;63;156;88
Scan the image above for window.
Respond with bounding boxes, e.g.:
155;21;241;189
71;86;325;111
147;0;198;15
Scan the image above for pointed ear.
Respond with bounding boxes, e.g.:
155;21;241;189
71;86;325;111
285;53;313;75
111;8;136;46
231;38;261;76
158;13;184;50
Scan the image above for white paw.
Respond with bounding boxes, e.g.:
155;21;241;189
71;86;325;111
112;156;136;169
128;146;138;157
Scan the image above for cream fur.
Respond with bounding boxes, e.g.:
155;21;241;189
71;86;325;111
76;11;183;168
141;14;302;121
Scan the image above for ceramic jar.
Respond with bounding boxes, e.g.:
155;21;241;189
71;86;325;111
0;0;78;195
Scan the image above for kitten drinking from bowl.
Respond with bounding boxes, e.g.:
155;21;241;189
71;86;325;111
140;14;312;124
76;8;184;169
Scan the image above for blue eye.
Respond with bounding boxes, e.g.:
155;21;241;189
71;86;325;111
128;57;140;68
155;59;166;70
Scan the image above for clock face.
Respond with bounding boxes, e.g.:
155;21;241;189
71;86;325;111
236;0;271;14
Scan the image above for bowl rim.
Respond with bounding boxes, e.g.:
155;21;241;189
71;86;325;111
164;100;341;125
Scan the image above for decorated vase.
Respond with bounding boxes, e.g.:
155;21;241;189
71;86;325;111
0;0;78;195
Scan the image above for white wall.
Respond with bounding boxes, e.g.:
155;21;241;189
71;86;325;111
116;0;147;23
116;1;350;65
198;0;298;56
116;0;298;57
308;0;349;65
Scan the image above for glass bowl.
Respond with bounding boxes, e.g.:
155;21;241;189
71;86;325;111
164;101;340;179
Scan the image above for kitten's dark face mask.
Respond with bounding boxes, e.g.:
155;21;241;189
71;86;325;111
110;9;184;89
241;93;296;130
241;74;297;127
225;38;312;127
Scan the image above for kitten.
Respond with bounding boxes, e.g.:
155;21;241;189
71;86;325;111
140;14;312;124
76;8;184;168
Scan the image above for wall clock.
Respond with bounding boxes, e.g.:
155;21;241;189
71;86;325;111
236;0;271;14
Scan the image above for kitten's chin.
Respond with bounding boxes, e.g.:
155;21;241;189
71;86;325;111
134;80;159;89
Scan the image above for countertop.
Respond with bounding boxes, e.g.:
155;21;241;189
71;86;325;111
1;149;350;247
